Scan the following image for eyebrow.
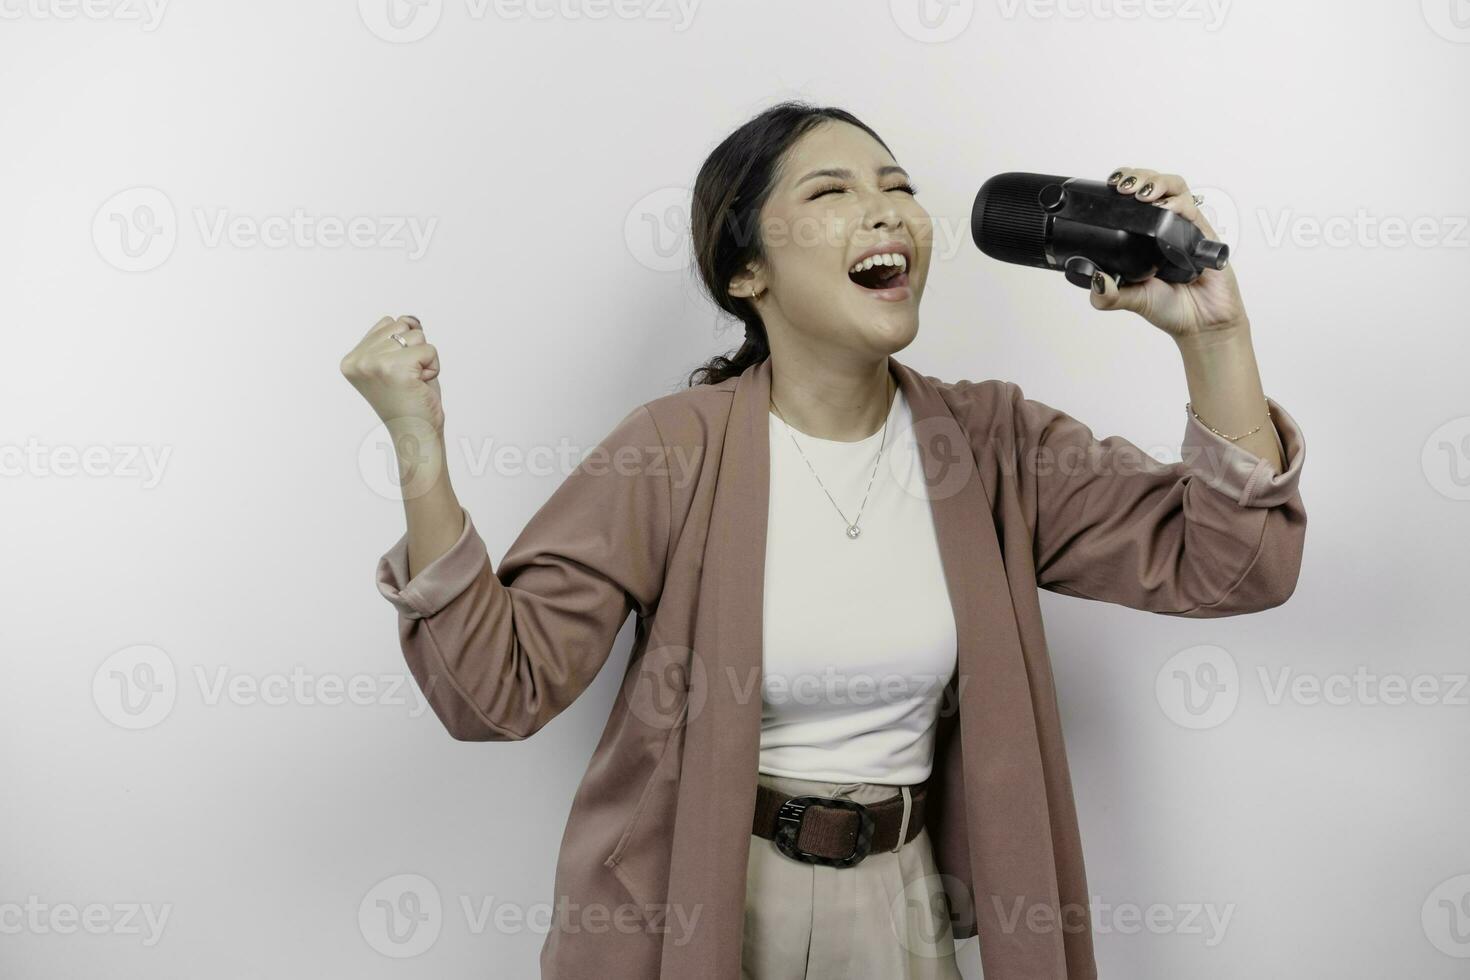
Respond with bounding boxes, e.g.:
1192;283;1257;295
794;165;909;187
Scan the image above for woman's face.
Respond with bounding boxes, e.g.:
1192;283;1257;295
731;120;933;361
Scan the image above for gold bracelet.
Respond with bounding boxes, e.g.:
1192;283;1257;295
1187;397;1271;442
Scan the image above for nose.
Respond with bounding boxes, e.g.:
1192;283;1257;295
861;189;903;232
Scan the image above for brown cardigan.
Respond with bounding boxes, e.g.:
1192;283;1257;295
375;353;1307;979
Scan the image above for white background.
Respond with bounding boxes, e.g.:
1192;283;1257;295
3;1;1468;977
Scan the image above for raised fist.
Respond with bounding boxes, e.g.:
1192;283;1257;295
339;315;444;435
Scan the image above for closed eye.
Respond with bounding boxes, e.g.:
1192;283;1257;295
808;182;920;201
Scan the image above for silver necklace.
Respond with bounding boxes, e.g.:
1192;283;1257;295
769;380;891;540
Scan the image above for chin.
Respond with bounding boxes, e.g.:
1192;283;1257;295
852;309;920;354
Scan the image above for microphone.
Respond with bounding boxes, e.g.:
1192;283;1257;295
971;172;1229;289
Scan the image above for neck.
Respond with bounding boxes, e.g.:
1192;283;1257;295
767;350;896;443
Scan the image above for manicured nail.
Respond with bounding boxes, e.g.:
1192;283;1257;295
1139;182;1154;198
1107;170;1124;184
1092;272;1106;294
1120;176;1137;190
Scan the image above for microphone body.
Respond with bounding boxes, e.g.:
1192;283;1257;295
971;172;1229;289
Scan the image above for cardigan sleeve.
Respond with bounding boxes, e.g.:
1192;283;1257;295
374;403;672;740
1007;381;1307;616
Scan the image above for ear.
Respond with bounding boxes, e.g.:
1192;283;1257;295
727;263;766;302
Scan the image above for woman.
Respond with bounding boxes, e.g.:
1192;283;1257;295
340;102;1306;979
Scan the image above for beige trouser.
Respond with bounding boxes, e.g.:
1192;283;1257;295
741;771;964;980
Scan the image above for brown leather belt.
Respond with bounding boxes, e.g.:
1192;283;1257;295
751;780;927;868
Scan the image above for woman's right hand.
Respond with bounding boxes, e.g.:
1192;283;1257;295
339;315;445;434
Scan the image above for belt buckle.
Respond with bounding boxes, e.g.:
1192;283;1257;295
773;795;875;868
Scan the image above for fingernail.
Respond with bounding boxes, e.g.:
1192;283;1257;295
1092;272;1106;294
1120;176;1137;190
1107;170;1124;184
1138;182;1154;198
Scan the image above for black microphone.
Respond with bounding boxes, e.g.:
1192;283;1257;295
971;172;1229;289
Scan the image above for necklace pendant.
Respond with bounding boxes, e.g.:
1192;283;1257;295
846;525;861;539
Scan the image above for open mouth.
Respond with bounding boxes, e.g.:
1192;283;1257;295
848;252;909;293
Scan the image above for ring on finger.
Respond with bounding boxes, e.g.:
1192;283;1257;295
391;333;408;348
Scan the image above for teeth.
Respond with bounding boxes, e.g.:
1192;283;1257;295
848;252;908;275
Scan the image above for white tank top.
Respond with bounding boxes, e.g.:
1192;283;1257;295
760;386;959;785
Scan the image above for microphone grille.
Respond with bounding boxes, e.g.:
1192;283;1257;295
971;172;1067;268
